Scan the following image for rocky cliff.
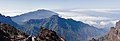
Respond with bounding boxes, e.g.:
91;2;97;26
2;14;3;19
89;21;120;41
36;27;65;41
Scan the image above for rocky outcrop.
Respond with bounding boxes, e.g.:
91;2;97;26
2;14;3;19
0;22;31;41
89;21;120;41
104;21;120;41
36;27;65;41
0;22;65;41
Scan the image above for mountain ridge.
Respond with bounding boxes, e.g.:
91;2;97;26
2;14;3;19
0;14;23;30
22;15;106;41
0;22;65;41
11;9;58;24
7;9;107;41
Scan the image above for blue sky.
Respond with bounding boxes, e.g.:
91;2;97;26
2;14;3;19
0;0;120;10
0;0;120;28
1;0;120;16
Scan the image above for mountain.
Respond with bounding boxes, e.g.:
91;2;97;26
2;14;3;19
22;15;106;41
0;22;29;41
89;21;120;41
0;14;23;30
0;22;65;41
11;9;58;24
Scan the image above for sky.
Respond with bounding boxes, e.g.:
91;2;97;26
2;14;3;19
1;0;120;16
0;0;120;28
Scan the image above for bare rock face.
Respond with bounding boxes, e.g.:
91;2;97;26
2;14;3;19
36;27;65;41
104;27;118;41
104;21;120;41
89;21;120;41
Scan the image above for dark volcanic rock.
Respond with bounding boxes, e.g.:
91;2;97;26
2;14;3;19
36;27;65;41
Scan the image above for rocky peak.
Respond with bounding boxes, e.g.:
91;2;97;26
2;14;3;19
0;22;65;41
89;20;120;41
36;27;65;41
0;22;29;41
116;21;120;28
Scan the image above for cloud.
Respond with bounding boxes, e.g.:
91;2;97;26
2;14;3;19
56;9;120;28
0;9;36;17
99;20;119;28
0;8;120;28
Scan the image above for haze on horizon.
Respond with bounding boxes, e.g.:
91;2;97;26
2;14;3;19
0;0;120;28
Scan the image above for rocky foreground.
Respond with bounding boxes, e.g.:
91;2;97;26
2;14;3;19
0;22;65;41
89;21;120;41
36;27;65;41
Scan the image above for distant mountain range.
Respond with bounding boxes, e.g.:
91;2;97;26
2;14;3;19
0;9;107;41
0;12;64;41
10;9;106;41
11;9;58;24
22;15;106;41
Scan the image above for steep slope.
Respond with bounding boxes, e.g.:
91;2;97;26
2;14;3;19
11;9;58;24
22;15;105;41
0;22;65;41
89;21;120;41
0;14;23;30
0;22;29;41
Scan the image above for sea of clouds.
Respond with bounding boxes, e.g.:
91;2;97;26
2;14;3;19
56;9;120;28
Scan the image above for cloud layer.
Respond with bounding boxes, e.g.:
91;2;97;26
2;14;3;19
56;9;120;28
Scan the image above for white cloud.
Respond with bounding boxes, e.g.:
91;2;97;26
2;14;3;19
99;20;119;28
56;9;120;28
100;21;108;25
0;9;40;17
